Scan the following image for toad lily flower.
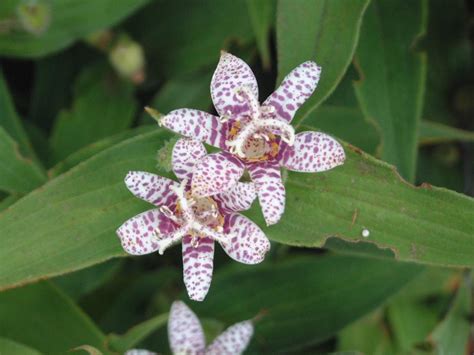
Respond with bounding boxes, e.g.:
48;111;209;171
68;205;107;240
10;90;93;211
157;52;345;226
116;138;270;301
168;301;254;355
125;301;255;355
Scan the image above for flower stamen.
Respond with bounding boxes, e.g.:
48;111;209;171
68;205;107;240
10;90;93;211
156;179;229;254
223;86;295;159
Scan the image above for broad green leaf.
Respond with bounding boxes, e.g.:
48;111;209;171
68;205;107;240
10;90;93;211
29;47;94;128
0;129;473;291
0;0;150;57
50;126;153;178
0;337;41;355
301;105;474;156
419;120;474;145
0;282;106;353
126;0;255;77
338;311;396;355
0;193;20;210
429;276;471;354
190;254;421;353
301;105;380;155
353;0;427;181
246;0;275;69
108;313;168;353
141;70;213;124
276;0;370;125
54;259;123;300
0;127;46;194
0;69;40;161
50;61;137;163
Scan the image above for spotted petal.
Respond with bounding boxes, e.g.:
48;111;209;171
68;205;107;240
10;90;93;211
211;51;259;118
281;131;345;172
168;301;206;354
205;320;254;355
125;350;157;355
172;138;207;180
263;61;321;123
221;214;270;264
191;152;244;198
182;236;215;302
214;182;256;212
248;161;285;226
125;171;177;207
117;209;175;255
161;109;227;149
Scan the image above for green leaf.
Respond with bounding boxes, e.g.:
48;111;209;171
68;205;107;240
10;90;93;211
126;0;255;77
49;126;153;178
276;0;370;125
0;337;41;355
0;128;473;291
429;275;471;354
191;254;421;353
141;70;213;124
0;193;20;211
338;311;396;355
246;0;275;69
419;120;474;145
0;0;150;58
0;282;106;353
0;127;46;194
352;0;427;181
300;105;380;155
0;68;40;161
108;313;168;353
50;61;137;163
54;259;123;300
0;129;171;290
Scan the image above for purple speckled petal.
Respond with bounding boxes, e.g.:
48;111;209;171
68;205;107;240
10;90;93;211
248;161;285;226
191;152;244;197
172;138;207;181
221;213;270;264
125;171;177;207
182;236;215;302
281;131;345;172
214;182;256;212
205;320;254;355
116;209;175;255
125;350;157;355
168;301;206;354
161;109;227;149
211;51;259;117
263;61;321;123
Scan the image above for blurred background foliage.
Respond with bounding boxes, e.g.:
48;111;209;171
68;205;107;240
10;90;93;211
0;0;473;354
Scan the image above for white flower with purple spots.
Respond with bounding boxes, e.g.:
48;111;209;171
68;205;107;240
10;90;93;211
157;52;345;226
168;301;254;355
116;138;270;301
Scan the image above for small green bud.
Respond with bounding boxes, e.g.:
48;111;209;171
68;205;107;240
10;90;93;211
145;106;163;125
108;36;146;84
156;137;179;173
16;0;51;36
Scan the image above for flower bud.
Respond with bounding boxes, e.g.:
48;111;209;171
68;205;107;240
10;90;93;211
108;36;146;84
16;0;51;36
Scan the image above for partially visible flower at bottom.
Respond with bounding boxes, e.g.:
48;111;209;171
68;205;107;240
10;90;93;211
125;350;157;355
116;138;270;301
169;301;254;355
125;301;254;355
